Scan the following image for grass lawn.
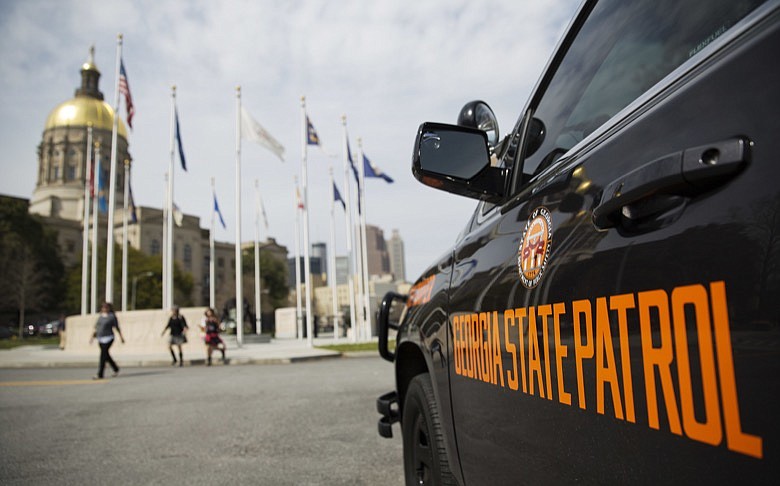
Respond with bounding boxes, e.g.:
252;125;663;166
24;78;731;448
316;340;395;353
0;336;59;350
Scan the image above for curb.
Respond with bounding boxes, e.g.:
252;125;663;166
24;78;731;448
0;351;344;369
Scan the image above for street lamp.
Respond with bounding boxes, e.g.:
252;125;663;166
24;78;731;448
131;271;155;310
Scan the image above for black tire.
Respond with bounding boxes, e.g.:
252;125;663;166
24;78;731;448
402;373;456;486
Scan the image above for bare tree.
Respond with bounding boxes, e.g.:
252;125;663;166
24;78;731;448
0;233;50;338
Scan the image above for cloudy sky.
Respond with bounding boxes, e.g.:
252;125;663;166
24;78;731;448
0;0;579;281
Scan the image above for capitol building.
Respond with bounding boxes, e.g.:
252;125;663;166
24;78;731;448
26;49;287;309
8;47;409;333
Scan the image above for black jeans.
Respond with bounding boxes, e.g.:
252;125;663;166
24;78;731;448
98;340;118;378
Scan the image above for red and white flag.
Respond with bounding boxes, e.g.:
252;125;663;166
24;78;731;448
119;58;135;129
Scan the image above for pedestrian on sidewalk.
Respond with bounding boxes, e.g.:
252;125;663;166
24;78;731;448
162;306;189;366
89;302;125;379
200;308;226;366
57;314;66;350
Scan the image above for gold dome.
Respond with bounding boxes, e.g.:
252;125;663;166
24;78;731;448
44;96;127;138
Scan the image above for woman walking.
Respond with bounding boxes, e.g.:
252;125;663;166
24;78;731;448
90;302;125;379
201;308;226;366
162;306;189;366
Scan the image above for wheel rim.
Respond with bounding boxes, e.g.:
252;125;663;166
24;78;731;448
411;412;434;485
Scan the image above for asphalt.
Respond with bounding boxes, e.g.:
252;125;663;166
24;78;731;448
0;336;376;369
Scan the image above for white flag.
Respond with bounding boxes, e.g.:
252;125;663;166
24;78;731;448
241;107;285;162
172;202;184;227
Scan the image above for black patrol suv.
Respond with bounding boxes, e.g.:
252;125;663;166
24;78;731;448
377;0;780;484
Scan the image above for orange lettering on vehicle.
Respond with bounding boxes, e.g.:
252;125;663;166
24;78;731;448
452;314;462;376
611;293;636;423
671;284;722;446
710;281;763;459
504;309;519;391
527;306;545;398
639;289;682;435
464;314;474;379
515;308;528;393
596;297;624;420
472;313;482;381
553;302;571;406
492;311;505;387
483;312;494;384
573;299;593;410
538;304;554;401
447;281;762;459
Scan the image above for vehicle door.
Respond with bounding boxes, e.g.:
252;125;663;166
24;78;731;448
446;0;780;483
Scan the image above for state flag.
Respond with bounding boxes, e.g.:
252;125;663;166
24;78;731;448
363;154;394;183
306;116;320;146
213;192;227;229
175;107;187;171
128;182;138;224
98;168;108;213
333;182;346;211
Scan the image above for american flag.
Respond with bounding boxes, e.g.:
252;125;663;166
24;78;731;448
119;58;135;129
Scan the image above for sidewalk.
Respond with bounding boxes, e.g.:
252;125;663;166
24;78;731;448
0;337;353;369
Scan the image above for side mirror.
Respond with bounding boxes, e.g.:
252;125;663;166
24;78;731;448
457;100;500;147
412;122;507;203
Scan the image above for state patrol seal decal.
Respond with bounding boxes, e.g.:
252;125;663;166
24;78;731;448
518;206;553;288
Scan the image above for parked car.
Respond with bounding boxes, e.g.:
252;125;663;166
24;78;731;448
0;326;13;340
38;320;60;337
23;323;38;337
377;0;780;484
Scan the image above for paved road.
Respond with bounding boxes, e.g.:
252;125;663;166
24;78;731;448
0;356;404;485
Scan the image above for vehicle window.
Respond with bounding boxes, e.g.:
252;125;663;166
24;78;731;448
518;0;764;184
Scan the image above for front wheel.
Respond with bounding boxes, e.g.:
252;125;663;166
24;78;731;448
402;374;455;486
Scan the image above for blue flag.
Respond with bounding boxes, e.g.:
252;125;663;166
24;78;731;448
98;167;108;213
213;192;226;229
333;182;346;211
306;116;320;146
128;182;138;224
355;178;362;215
363;154;394;183
175;107;187;171
347;138;359;185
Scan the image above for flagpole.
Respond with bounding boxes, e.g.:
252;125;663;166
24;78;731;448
81;125;93;315
121;158;130;311
254;179;262;335
329;166;340;341
235;86;244;347
358;138;372;340
91;142;101;314
300;96;313;348
354;211;365;341
162;172;168;310
341;116;357;342
210;177;216;310
167;86;176;311
105;33;123;304
293;176;303;341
